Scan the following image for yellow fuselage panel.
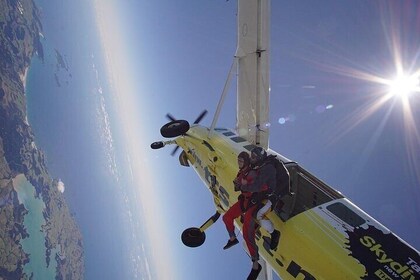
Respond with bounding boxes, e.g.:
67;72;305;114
175;126;362;279
176;126;242;210
173;126;419;280
259;211;365;279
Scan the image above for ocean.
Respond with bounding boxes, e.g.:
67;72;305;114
13;174;58;279
24;1;131;278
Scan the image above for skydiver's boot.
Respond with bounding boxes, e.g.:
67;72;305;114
247;263;262;280
270;229;280;250
223;238;239;250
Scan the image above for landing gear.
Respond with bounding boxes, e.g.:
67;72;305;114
160;120;190;138
181;228;206;248
150;141;164;149
181;212;220;248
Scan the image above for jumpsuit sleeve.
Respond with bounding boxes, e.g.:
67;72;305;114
241;166;272;193
238;170;257;192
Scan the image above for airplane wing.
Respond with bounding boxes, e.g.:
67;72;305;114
236;0;270;150
236;1;273;279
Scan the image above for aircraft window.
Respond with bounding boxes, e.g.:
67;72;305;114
223;131;235;136
230;136;246;143
326;202;365;227
244;144;257;151
202;140;215;151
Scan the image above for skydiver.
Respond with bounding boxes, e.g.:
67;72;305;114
248;147;281;251
222;151;255;250
222;151;264;279
240;147;280;280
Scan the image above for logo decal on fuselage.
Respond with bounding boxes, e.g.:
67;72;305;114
190;149;230;208
347;226;420;280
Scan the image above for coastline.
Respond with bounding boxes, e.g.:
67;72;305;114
12;173;59;279
0;0;84;278
20;67;29;92
12;174;28;205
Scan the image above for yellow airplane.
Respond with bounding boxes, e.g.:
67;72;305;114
151;1;420;279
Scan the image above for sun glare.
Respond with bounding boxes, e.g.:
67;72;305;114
388;74;420;99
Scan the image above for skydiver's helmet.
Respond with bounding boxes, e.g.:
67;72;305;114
250;147;267;166
237;151;250;168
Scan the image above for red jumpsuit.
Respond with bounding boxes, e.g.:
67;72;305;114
222;167;262;261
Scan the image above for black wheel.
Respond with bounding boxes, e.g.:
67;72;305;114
160;120;190;138
150;141;164;149
181;227;206;248
150;142;165;150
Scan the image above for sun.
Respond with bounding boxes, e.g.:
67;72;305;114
387;73;420;99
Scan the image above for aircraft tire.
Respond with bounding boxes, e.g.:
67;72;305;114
150;141;164;149
160;120;190;138
181;227;206;247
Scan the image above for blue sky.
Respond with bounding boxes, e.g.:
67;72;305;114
28;0;419;279
95;1;419;279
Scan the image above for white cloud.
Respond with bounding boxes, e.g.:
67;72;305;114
57;180;65;193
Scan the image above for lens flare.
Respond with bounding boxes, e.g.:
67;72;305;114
387;74;420;98
300;2;420;186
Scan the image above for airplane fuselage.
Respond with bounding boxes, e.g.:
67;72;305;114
175;125;420;280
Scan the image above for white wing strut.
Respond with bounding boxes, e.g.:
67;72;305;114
257;259;273;280
241;240;274;280
209;58;237;136
236;0;270;149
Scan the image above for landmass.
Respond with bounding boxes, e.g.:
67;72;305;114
54;48;72;87
0;0;84;279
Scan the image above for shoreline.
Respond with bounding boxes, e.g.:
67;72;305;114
1;0;84;278
19;67;29;91
12;174;26;205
